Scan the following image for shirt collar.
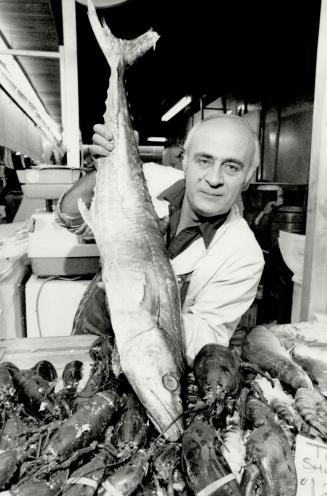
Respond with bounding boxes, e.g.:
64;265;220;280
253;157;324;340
158;179;230;248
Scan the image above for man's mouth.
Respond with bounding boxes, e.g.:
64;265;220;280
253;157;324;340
201;191;223;197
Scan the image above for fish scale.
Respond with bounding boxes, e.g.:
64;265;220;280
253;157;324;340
78;0;185;440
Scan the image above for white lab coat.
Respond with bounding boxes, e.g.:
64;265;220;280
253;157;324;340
143;163;264;366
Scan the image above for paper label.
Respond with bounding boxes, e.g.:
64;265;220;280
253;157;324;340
295;434;327;496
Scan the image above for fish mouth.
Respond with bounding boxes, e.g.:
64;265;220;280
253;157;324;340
143;387;183;440
124;367;183;440
118;330;184;440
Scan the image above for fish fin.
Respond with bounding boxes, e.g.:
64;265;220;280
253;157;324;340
78;197;96;235
112;344;122;377
140;271;160;322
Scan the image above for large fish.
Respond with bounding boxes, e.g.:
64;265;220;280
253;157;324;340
79;0;184;440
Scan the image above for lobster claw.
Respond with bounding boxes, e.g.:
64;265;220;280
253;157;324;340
240;462;261;495
30;360;58;383
181;419;242;496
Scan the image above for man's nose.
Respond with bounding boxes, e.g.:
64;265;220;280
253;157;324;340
206;164;224;187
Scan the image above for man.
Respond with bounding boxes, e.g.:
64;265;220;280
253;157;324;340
56;115;264;366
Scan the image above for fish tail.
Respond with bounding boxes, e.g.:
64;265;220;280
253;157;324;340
87;0;159;68
122;30;160;66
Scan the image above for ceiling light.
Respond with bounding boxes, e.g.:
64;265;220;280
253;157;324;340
161;96;192;122
76;0;128;6
147;137;167;142
0;35;61;144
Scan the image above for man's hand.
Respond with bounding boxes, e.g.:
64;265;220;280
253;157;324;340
91;124;114;158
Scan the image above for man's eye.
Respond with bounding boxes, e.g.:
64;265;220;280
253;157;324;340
224;163;240;173
198;158;210;165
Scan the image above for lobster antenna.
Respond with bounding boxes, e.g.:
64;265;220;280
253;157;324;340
147;412;185;459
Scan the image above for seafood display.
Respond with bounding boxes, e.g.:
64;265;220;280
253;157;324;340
2;326;327;496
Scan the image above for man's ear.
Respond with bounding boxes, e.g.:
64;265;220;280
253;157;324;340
182;151;187;172
243;167;256;191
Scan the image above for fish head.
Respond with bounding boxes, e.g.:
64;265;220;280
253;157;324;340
119;330;184;441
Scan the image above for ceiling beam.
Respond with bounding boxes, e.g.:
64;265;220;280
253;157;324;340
61;0;80;168
0;49;60;59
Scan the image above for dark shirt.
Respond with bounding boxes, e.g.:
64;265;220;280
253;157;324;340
158;179;230;259
159;179;230;305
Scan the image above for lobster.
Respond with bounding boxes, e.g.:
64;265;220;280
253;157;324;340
56;360;84;415
191;343;270;423
8;363;60;421
152;441;185;496
43;386;121;464
181;418;242;495
99;449;149;496
10;377;123;493
0;363;20;416
240;389;297;496
61;450;110;495
111;391;151;460
62;360;83;389
7;468;69;496
76;336;115;410
0;410;43;490
29;361;57;383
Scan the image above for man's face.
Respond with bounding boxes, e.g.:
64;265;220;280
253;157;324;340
183;118;256;218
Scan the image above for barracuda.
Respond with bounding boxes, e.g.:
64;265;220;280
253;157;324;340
78;0;185;440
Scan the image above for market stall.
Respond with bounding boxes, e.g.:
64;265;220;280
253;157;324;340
0;0;327;495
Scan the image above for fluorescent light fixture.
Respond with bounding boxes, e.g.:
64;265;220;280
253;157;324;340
161;96;192;122
147;137;167;143
0;35;61;144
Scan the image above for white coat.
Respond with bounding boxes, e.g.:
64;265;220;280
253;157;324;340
143;163;265;366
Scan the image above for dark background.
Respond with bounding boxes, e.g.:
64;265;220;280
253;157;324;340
53;0;321;144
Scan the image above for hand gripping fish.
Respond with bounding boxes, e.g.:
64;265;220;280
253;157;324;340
79;0;185;440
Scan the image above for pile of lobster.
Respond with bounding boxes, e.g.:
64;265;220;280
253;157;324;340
1;325;327;496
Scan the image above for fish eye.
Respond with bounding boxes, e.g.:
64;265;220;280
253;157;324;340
162;373;179;392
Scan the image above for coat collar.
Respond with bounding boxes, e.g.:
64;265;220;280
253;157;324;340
158;179;230;249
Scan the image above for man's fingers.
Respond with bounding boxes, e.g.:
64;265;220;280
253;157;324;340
93;124;113;141
91;124;114;163
92;132;114;149
90;144;110;158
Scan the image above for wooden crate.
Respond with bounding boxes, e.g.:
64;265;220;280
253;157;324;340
0;335;97;378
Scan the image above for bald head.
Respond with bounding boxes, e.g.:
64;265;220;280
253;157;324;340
180;114;260;220
184;115;260;172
